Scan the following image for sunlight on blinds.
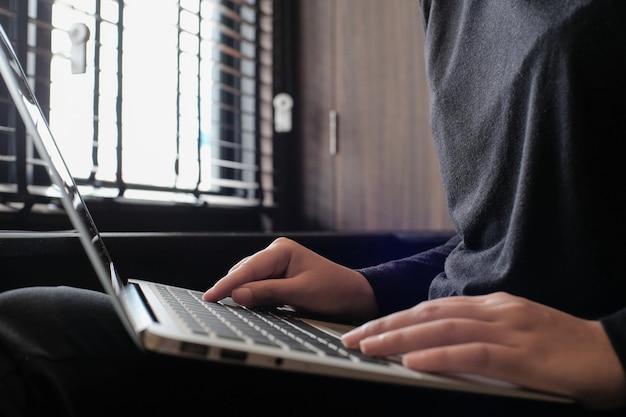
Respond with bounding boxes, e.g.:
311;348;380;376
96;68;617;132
44;0;263;204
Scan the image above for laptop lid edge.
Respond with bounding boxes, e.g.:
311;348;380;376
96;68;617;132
0;23;143;349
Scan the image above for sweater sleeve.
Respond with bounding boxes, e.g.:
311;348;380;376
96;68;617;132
357;235;461;316
600;309;626;378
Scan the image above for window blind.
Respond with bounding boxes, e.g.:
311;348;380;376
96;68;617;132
0;0;274;212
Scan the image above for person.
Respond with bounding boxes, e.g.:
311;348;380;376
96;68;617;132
1;0;625;415
205;0;626;410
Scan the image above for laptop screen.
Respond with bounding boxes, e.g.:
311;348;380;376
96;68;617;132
0;24;126;297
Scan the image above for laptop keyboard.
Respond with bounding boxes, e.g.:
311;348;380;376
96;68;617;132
153;284;387;365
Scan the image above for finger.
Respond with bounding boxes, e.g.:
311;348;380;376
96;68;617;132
402;343;526;388
343;295;503;348
203;255;285;301
231;277;303;307
357;318;507;357
203;242;291;301
228;255;251;273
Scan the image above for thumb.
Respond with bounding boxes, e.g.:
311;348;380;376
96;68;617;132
232;278;300;308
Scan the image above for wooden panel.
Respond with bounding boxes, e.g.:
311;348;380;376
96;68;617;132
297;0;336;230
297;0;452;231
333;0;450;231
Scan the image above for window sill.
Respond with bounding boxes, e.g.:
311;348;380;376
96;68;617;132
0;198;267;232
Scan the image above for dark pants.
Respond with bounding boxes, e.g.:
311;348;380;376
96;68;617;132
0;285;618;416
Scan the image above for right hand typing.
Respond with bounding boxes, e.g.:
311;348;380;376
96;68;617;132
202;237;379;322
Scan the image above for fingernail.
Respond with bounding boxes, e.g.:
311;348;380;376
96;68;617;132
341;326;363;349
359;335;381;355
202;288;213;301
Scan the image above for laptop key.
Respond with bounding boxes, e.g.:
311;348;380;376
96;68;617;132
158;285;393;364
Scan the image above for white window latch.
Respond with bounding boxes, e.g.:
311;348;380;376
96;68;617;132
68;23;90;74
273;93;293;133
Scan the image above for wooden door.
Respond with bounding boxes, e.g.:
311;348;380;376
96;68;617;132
298;0;451;231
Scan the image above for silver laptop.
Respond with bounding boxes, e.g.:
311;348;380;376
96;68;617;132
0;23;571;404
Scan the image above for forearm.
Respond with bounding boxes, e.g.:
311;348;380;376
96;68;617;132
357;235;460;316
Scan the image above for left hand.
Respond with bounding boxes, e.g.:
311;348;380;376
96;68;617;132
341;292;626;410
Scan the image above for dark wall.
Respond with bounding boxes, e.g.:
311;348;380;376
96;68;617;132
0;231;452;293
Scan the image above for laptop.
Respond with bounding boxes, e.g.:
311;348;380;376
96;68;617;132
0;23;571;405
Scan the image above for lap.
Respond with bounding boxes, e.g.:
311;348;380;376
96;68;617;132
0;286;608;417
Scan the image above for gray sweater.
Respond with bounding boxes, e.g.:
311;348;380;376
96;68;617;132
361;0;626;375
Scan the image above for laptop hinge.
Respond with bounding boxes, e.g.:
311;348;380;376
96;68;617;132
120;283;155;333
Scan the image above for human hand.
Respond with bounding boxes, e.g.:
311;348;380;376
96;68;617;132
342;292;626;410
203;237;378;321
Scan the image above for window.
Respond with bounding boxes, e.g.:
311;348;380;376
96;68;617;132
0;0;275;220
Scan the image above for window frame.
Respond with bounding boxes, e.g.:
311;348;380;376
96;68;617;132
0;0;285;232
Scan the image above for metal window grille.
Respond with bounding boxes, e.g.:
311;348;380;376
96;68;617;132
0;0;274;212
